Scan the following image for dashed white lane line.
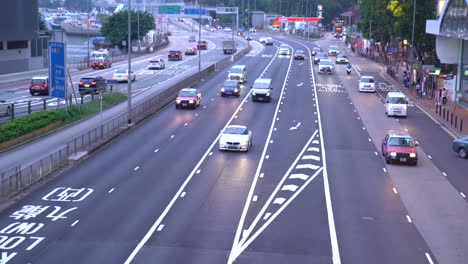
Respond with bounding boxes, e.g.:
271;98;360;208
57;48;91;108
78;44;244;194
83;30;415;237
252;195;258;202
425;253;435;264
235;115;238;118
368;138;372;142
170;135;175;139
184;123;188;126
157;225;164;231
428;155;432;159
443;172;447;177
154;149;159;153
393;188;398;194
209;152;213;156
406;215;413;223
195;113;199;116
180;192;186;197
383;168;387;173
404;128;408;132
265;155;270;159
260;173;264;178
196;170;201;174
374;152;378;156
263;212;271;220
108;188;115;193
273;197;286;205
461;192;466;198
134;166;140;171
71;220;79;227
362;127;366;130
270;140;273;144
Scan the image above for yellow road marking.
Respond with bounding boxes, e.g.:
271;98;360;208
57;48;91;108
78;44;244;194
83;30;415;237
354;64;362;72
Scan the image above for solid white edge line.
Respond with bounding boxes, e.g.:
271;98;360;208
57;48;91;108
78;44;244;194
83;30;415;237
228;43;291;264
123;43;280;264
425;253;435;264
288;38;342;264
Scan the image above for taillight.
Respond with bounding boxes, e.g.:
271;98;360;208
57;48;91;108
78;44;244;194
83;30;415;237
175;53;179;55
43;84;48;87
168;53;171;56
124;75;128;77
29;84;34;87
79;82;83;85
99;63;104;65
91;82;97;85
112;75;116;78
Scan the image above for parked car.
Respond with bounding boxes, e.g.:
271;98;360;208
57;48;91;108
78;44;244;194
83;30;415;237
219;125;253;152
112;68;136;82
184;47;197;55
148;58;165;70
452;136;468;158
221;80;241;97
175;88;201;109
29;76;49;96
381;130;418;165
78;76;107;94
168;50;183;61
90;57;112;69
0;100;12;117
311;47;322;56
197;41;208;50
294;50;306;60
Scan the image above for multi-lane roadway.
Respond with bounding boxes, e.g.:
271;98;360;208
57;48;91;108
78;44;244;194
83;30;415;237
0;30;467;264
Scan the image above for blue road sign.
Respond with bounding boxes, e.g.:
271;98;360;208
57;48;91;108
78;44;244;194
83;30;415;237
48;42;66;99
184;8;207;15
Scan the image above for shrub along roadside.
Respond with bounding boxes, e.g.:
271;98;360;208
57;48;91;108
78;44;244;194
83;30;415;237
0;92;127;144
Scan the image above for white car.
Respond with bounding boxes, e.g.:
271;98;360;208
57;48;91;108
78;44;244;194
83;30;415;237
148;58;165;70
328;45;340;56
219;125;253;152
259;37;267;43
358;75;376;92
318;59;334;74
335;55;349;64
279;44;291;55
112;68;136;82
224;27;232;32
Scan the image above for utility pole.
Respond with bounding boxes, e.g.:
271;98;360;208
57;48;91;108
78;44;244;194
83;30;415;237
409;0;417;90
137;4;140;53
87;0;90;65
127;0;132;124
198;3;202;83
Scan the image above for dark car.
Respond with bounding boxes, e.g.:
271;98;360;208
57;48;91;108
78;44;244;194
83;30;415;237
221;80;241;97
311;47;322;56
381;130;418;165
90;57;112;70
184;46;197;55
294;50;306;60
314;52;328;64
168;50;183;61
452;136;468;158
78;76;107;94
197;41;208;50
175;88;201;109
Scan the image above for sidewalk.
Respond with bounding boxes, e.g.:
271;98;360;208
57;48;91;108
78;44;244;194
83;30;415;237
345;44;467;139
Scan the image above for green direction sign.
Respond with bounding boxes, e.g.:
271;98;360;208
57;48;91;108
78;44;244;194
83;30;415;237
159;5;180;14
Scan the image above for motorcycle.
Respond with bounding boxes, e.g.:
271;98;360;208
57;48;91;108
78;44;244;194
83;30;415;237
346;68;351;75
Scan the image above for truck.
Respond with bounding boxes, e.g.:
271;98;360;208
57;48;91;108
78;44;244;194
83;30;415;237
223;40;237;54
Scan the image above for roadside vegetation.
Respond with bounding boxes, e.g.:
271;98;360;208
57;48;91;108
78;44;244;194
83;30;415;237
0;92;127;144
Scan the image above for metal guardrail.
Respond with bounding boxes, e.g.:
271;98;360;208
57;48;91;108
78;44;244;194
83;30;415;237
0;44;251;198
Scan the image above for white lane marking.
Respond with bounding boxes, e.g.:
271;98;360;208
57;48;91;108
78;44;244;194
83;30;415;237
125;44;280;264
281;185;299;192
297;82;303;86
71;220;79;227
374;152;378;156
308;147;320;152
312;140;319;144
383;168;387;173
289;173;309;180
404;128;408;132
235;115;238;118
263;212;271;220
289;122;302;130
270;140;273;144
260;173;264;178
265;155;270;159
157;225;164;231
296;164;320;170
252;195;258;202
406;215;412;223
425;253;435;264
368;138;372;142
195;113;199;116
108;188;115;193
396;118;399;122
461;192;466;198
362;127;366;130
276;117;279;121
196;170;201;174
184;123;188;126
180;192;186;197
428;155;432;159
294;39;342;264
209;152;213;156
302;155;320;161
154;149;159;153
170;135;175;139
273;128;277;131
357;117;361;120
278;110;282;113
134;166;140;171
273;197;286;205
393;188;398;194
442;172;447;177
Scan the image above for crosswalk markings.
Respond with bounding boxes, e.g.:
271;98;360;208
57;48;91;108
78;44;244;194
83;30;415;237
307;147;320;152
281;185;299;192
289;173;309;180
273;197;286;205
302;155;321;161
296;164;320;170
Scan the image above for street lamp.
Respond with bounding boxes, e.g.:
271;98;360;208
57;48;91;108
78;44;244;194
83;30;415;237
127;0;132;124
198;3;202;83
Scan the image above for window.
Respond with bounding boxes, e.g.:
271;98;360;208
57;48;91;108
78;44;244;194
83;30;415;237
0;41;3;50
7;40;28;49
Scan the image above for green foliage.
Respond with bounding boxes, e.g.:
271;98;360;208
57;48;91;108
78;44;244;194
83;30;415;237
96;13;110;26
359;0;394;43
0;110;66;143
101;11;156;48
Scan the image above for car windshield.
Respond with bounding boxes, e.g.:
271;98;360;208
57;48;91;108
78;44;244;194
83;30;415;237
280;44;289;49
31;79;46;85
169;51;179;53
116;68;127;74
313;47;321;51
389;97;407;104
224;127;248;135
338;55;347;59
150;59;160;62
330;46;338;50
388;137;415;147
253;82;270;89
361;77;375;83
230;68;243;74
296;50;304;54
320;60;332;65
178;90;197;97
92;58;107;62
224;80;238;87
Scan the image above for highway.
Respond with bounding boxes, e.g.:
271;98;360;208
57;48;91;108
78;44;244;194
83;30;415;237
0;31;467;264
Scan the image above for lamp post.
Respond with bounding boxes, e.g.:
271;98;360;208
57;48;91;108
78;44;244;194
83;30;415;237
409;0;417;90
198;3;202;83
127;0;132;124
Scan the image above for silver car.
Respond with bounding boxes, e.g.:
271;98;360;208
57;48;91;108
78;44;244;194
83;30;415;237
0;100;12;117
319;59;334;74
279;44;291;55
219;125;253;152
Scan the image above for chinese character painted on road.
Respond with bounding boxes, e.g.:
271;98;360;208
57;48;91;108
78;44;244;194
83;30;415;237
42;187;93;202
9;206;49;220
46;206;77;221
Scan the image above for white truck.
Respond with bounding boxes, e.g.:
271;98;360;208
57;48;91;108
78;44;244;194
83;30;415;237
223;40;237;54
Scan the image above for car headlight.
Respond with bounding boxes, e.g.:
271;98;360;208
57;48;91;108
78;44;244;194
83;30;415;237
252;92;256;96
189;100;194;104
176;100;181;104
390;152;397;157
389;106;393;110
403;105;407;110
234;88;239;92
266;92;270;96
410;153;417;158
221;88;225;92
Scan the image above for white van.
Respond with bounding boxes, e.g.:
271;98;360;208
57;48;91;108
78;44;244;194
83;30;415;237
385;92;408;117
251;78;273;102
228;65;247;83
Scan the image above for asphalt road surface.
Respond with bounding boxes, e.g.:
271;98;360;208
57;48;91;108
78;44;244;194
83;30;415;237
0;32;467;264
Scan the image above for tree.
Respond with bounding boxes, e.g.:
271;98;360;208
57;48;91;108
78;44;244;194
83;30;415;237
101;11;156;49
358;0;394;43
63;0;93;12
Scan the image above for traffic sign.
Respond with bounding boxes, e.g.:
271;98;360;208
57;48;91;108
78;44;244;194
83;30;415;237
98;91;103;101
387;50;393;56
48;41;66;99
159;5;180;14
184;8;206;15
276;17;321;22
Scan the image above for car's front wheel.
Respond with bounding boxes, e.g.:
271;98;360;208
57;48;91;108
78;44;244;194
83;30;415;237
459;147;467;158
